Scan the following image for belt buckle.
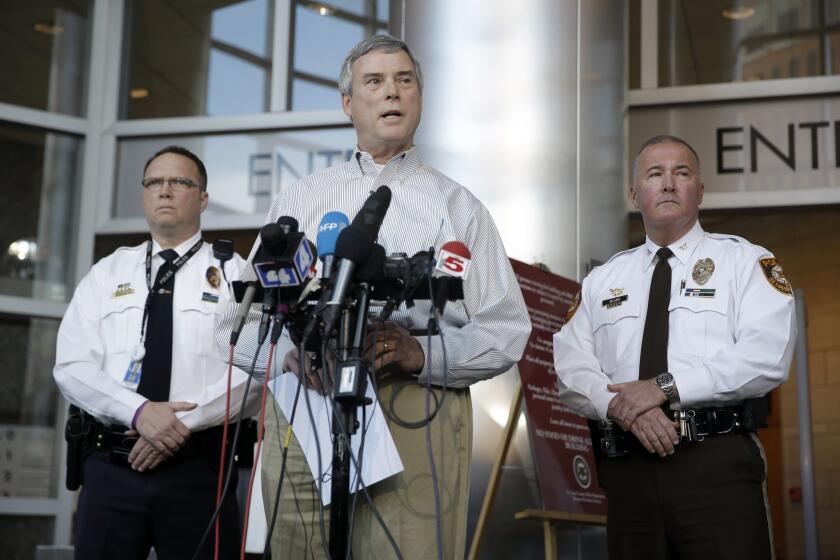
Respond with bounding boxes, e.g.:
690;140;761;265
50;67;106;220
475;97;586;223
710;408;741;435
677;410;704;442
108;433;137;467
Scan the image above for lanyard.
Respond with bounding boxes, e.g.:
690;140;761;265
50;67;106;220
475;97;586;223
139;239;203;341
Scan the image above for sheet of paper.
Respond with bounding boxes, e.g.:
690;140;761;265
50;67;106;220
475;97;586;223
269;372;404;506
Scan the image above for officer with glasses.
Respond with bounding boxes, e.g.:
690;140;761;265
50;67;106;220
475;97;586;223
54;145;258;559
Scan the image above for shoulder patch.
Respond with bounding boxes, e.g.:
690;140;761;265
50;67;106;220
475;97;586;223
565;291;581;323
759;258;793;296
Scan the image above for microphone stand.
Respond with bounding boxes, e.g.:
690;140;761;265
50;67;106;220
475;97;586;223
328;282;372;559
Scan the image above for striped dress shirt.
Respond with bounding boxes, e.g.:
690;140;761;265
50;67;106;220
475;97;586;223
217;147;531;388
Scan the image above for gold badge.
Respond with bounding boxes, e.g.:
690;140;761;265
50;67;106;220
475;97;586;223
205;266;221;289
759;258;793;296
609;288;624;297
565;291;581;323
692;258;715;285
111;283;134;298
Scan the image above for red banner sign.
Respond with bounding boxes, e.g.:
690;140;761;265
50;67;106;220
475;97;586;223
511;259;607;516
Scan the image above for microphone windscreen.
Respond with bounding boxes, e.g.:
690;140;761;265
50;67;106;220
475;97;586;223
334;225;374;264
351;185;392;240
277;216;299;234
355;244;386;281
260;223;288;256
440;241;471;259
316;211;350;258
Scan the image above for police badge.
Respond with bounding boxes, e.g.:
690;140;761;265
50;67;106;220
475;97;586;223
692;258;715;285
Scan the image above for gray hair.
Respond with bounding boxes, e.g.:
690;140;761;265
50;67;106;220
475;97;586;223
338;35;424;97
632;134;701;183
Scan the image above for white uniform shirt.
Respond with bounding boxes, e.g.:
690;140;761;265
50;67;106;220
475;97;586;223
221;147;532;388
553;220;797;420
54;231;260;430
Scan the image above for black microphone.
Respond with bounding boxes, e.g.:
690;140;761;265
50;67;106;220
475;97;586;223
351;185;392;239
230;215;295;345
325;225;374;306
277;216;299;234
327;186;392;306
355;244;386;282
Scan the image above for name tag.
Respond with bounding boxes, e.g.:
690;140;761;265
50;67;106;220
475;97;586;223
601;295;628;308
201;292;219;303
683;288;716;298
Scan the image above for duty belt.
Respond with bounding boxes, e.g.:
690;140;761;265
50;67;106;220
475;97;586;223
676;405;743;442
591;402;759;459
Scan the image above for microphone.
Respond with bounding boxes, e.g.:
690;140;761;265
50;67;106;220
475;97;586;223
327;186;392;305
253;225;317;289
434;241;472;280
277;216;299;234
229;215;299;345
351;185;392;240
355;244;386;282
432;241;471;314
316;211;350;280
326;226;374;306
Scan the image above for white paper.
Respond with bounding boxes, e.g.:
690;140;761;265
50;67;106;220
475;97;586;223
269;372;404;506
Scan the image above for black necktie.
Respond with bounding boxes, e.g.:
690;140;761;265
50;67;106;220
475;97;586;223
138;249;178;401
639;247;673;380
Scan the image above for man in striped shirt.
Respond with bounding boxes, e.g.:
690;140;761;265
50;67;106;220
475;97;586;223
225;35;531;559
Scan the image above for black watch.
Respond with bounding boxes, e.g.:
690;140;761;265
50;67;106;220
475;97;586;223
655;372;679;404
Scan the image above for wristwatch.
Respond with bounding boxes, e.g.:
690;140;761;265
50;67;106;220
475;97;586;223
655;372;679;404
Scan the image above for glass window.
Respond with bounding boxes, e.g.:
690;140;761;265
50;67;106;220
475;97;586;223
122;0;273;119
113;127;356;219
0;122;83;303
656;0;839;87
0;0;92;116
290;1;389;110
0;314;61;499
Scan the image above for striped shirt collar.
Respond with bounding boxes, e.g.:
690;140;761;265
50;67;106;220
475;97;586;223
352;146;423;181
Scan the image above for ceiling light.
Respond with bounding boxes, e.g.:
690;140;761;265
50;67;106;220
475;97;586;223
8;239;38;262
130;87;150;99
308;3;335;16
721;6;755;20
33;21;64;35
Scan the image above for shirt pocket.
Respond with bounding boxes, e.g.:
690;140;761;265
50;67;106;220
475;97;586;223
101;295;144;353
590;298;642;374
669;286;731;357
178;292;219;356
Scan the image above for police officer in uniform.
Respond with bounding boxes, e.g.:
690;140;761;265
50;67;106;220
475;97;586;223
553;135;797;559
54;146;258;559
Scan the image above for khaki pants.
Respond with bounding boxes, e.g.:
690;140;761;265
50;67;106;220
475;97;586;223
261;379;472;559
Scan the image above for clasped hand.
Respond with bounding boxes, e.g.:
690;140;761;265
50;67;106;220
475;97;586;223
607;379;679;457
126;401;195;471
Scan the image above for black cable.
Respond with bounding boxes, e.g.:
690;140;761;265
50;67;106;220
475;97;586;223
297;338;331;559
190;338;264;560
262;343;306;559
424;274;445;560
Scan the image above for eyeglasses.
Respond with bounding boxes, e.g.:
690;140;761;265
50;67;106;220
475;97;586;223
141;177;200;191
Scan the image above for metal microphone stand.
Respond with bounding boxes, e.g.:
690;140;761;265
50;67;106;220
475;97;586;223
328;283;372;559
